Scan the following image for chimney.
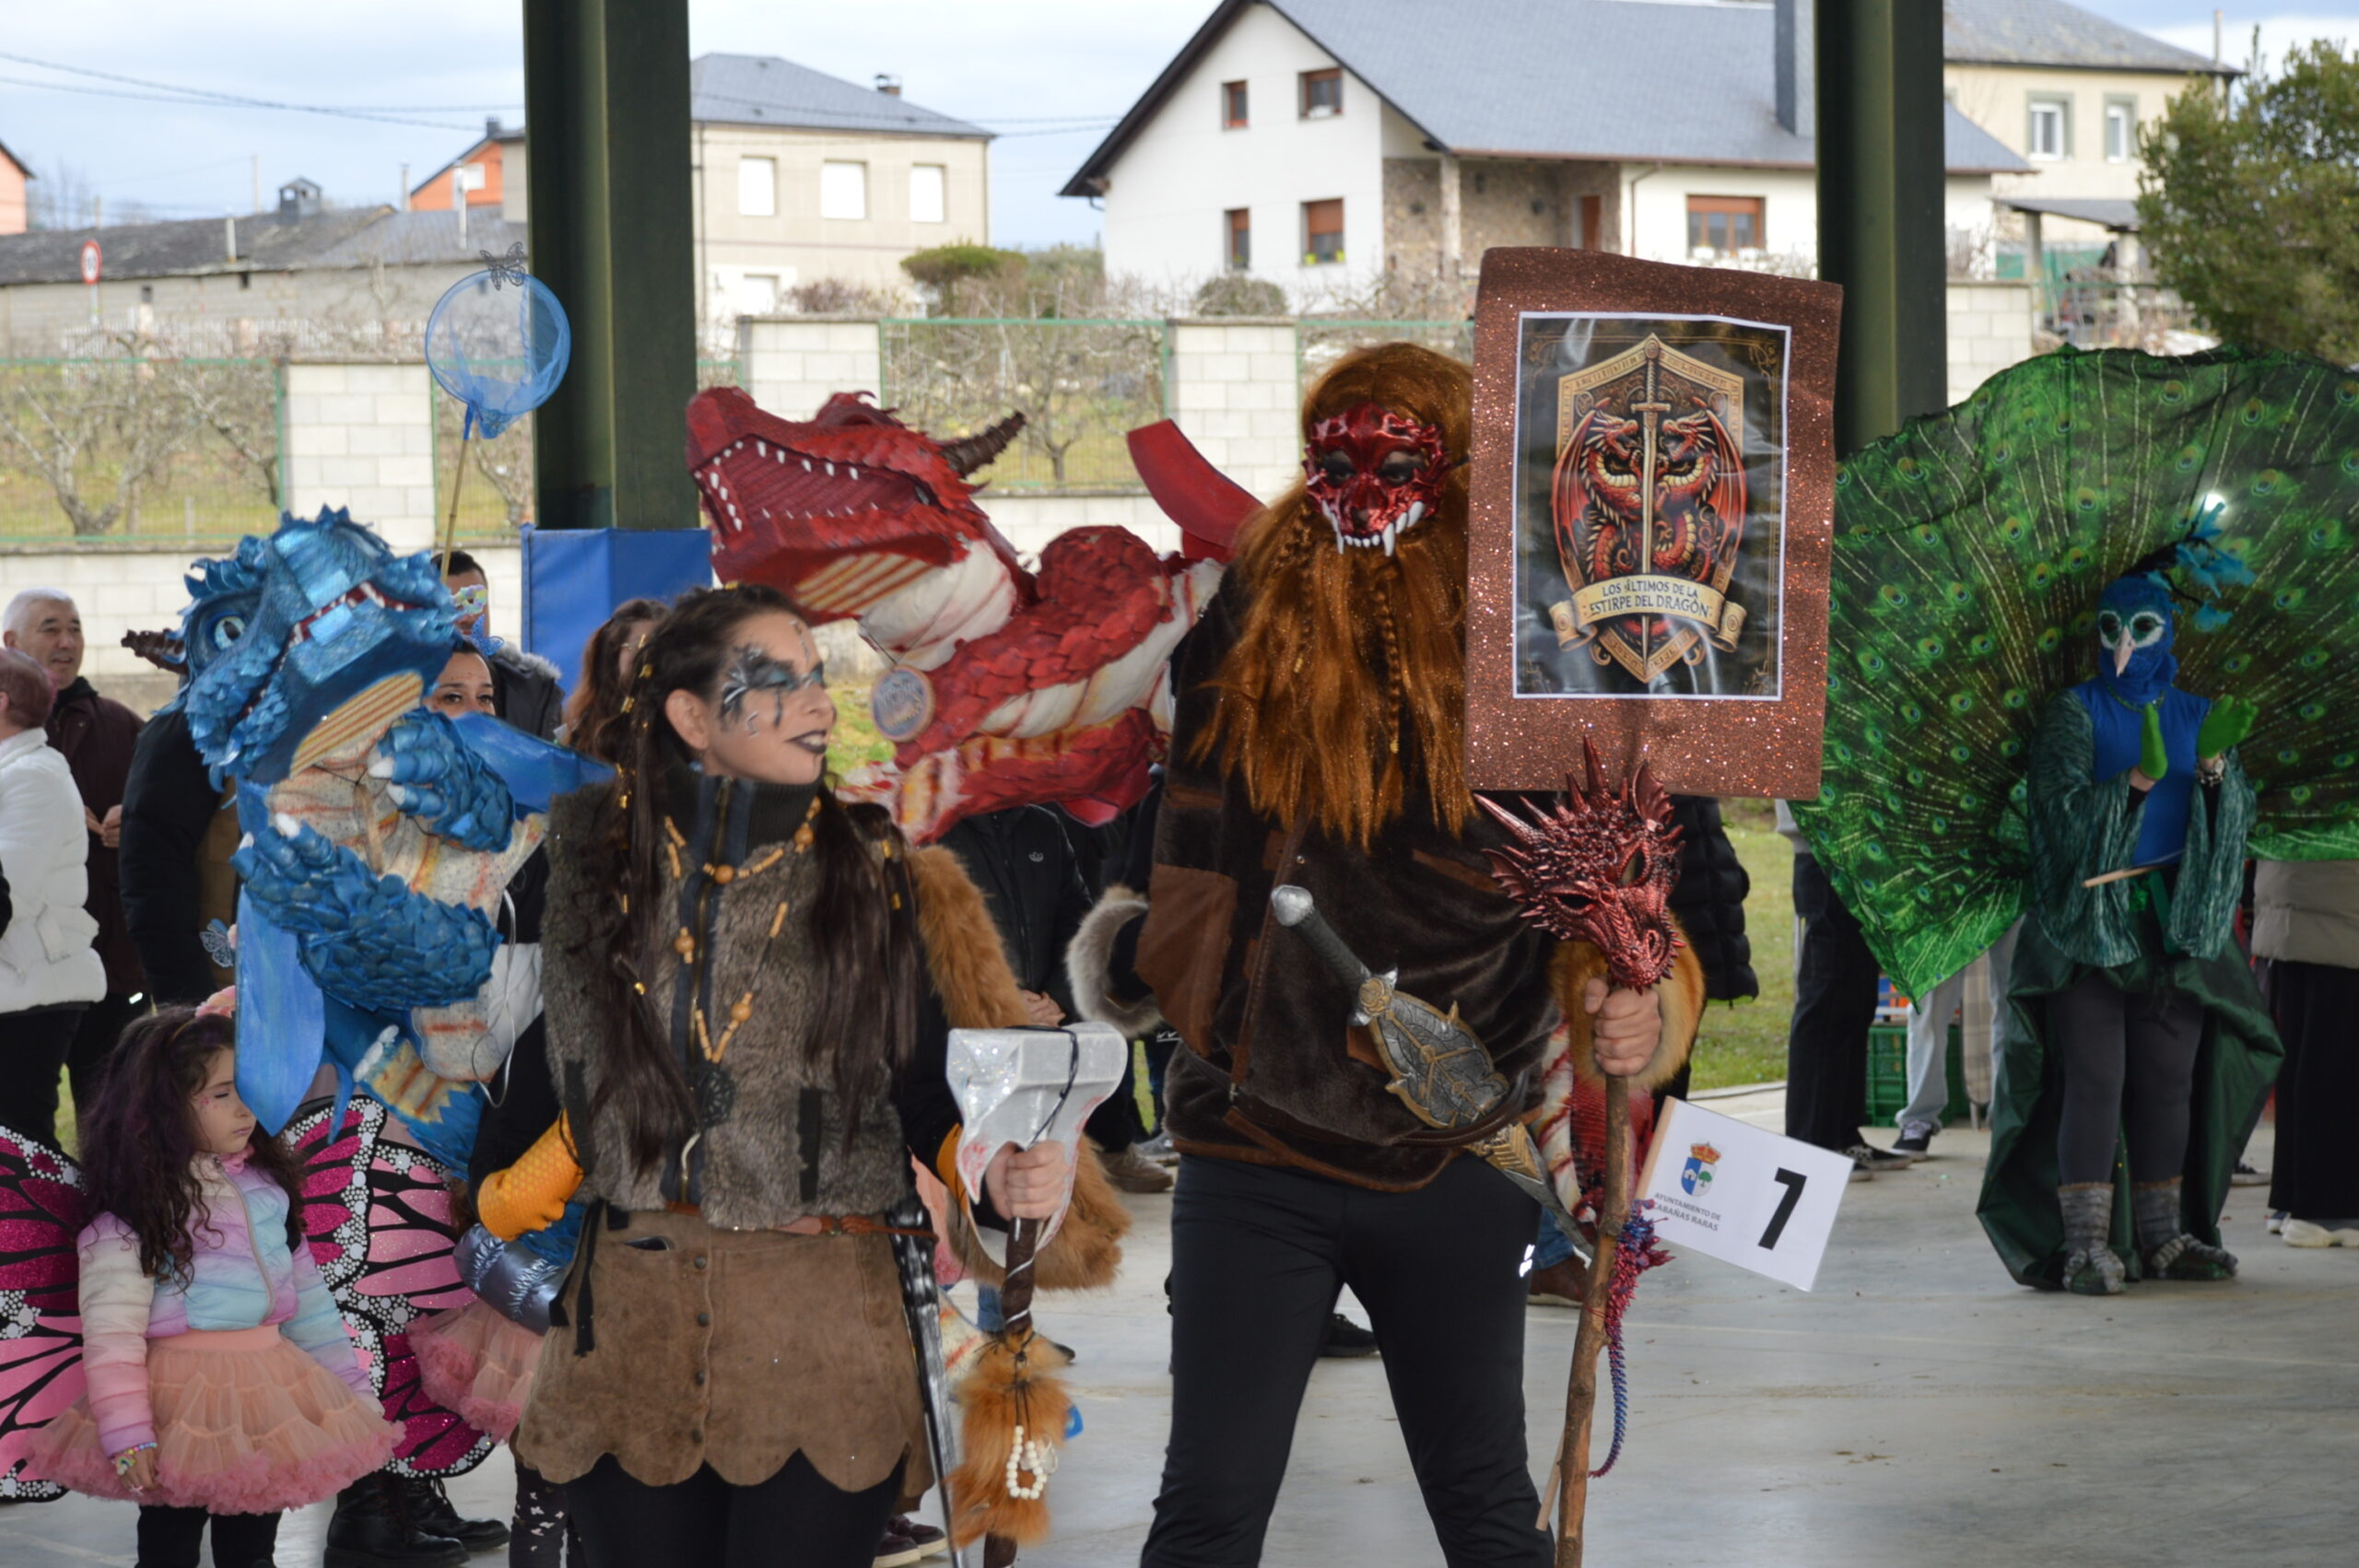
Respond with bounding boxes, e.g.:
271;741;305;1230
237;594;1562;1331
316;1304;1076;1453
874;74;902;97
224;215;238;262
487;116;503;140
1775;0;1813;137
277;179;322;221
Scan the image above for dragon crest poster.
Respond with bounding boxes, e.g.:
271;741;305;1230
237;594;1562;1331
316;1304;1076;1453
1466;249;1843;798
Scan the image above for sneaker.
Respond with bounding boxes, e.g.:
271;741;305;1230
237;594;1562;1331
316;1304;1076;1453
1844;1142;1915;1172
2231;1160;2270;1188
1319;1312;1379;1358
1136;1129;1180;1164
1892;1119;1938;1156
875;1515;947;1565
2268;1210;2287;1235
1527;1256;1588;1307
1100;1143;1177;1193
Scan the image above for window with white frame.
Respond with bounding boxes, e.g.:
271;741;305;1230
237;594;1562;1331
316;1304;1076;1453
2105;99;2135;162
910;164;946;224
737;157;777;217
2027;96;2071;160
821;161;868;220
742;274;780;312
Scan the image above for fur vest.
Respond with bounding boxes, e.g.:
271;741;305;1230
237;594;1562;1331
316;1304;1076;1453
542;769;909;1230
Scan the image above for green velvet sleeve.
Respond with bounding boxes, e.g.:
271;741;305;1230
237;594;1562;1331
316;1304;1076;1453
2025;693;2146;969
2164;748;2256;961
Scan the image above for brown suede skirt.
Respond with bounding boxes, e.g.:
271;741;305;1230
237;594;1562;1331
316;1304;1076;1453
515;1207;930;1502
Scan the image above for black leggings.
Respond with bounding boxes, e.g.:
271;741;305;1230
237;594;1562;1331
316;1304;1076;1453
2048;971;2205;1186
135;1504;279;1568
1144;1153;1552;1568
561;1453;903;1568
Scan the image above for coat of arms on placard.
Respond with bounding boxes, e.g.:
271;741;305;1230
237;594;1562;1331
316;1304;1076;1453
1680;1141;1722;1196
1548;335;1750;684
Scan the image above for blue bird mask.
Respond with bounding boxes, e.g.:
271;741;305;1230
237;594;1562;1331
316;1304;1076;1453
2093;574;2177;708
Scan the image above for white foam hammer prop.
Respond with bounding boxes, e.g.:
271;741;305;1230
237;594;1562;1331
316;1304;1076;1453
948;1024;1127;1267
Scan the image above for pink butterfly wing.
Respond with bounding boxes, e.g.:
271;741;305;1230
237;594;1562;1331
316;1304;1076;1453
0;1125;89;1503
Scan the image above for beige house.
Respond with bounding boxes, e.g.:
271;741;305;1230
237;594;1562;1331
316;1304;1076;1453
408;55;993;333
1942;0;2236;262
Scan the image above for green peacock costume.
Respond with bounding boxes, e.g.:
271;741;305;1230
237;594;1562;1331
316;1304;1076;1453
1795;345;2359;1291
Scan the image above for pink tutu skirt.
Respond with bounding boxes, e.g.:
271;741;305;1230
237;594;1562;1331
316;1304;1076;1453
26;1327;399;1514
410;1300;543;1442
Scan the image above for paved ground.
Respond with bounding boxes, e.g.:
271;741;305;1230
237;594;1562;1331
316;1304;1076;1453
6;1091;2353;1566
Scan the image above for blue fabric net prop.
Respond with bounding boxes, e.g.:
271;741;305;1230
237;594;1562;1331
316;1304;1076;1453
424;246;570;440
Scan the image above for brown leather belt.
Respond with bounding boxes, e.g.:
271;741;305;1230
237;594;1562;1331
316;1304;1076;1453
661;1201;933;1239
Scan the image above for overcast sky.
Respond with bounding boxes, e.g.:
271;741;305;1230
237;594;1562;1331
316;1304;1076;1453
2;1;2353;251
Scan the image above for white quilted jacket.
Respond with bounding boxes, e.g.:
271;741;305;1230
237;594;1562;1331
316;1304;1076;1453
0;726;105;1013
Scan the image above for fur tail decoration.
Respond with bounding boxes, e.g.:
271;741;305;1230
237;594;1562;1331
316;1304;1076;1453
946;1328;1074;1550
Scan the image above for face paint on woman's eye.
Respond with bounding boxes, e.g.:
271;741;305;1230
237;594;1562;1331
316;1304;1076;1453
718;645;825;735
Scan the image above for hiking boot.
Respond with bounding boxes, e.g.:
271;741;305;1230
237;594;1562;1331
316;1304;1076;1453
1526;1256;1588;1307
323;1474;468;1568
875;1513;948;1565
1319;1312;1379;1358
1100;1143;1176;1193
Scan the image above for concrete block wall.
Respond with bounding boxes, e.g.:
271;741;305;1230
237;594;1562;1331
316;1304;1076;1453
1946;281;2037;406
737;317;885;424
283;362;439;550
0;541;522;718
1166;317;1301;503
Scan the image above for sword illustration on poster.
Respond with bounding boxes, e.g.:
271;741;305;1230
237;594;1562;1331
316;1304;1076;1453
1512;312;1792;700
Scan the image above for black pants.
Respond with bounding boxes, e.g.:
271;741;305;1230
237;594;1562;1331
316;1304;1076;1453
1784;854;1880;1151
0;1006;82;1143
67;991;144;1122
2048;970;2204;1186
561;1453;902;1568
136;1504;280;1568
2265;959;2359;1218
1143;1154;1551;1568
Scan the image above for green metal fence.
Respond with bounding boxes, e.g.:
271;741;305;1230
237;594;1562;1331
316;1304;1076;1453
877;317;1167;491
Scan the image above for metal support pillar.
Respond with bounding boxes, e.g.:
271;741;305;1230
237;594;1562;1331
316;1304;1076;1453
522;0;698;531
1813;0;1948;455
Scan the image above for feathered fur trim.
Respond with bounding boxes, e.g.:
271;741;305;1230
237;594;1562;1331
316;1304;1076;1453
490;641;563;684
1065;884;1162;1036
908;844;1131;1292
1551;932;1704;1094
946;1330;1074;1550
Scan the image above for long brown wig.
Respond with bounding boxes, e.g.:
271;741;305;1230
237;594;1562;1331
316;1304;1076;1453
562;597;668;766
78;1011;306;1282
573;584;921;1176
1196;341;1475;848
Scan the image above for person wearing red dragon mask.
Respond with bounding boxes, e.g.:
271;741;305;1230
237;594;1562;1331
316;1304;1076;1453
1066;343;1705;1566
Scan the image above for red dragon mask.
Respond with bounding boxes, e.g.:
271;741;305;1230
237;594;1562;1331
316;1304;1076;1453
1476;740;1685;992
1303;403;1452;556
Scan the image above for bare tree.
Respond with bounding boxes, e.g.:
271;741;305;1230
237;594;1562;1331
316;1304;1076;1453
27;160;98;231
0;347;207;535
165;359;282;507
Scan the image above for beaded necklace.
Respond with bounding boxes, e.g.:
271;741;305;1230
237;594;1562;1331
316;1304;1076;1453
662;791;821;1062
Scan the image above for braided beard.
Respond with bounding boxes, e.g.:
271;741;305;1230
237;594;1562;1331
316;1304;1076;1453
1196;482;1473;848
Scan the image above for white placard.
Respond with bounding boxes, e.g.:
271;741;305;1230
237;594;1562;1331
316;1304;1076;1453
1635;1096;1856;1291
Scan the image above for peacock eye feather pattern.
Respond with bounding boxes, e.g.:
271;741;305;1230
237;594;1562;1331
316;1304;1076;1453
716;644;825;734
1792;345;2359;996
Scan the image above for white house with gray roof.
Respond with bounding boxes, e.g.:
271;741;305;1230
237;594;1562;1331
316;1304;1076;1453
1064;0;2051;296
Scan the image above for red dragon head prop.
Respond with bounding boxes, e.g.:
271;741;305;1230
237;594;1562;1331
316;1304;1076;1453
1477;741;1685;991
687;386;1030;621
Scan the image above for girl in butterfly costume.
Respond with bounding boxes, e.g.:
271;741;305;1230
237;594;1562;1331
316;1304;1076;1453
1978;538;2278;1295
21;1001;400;1567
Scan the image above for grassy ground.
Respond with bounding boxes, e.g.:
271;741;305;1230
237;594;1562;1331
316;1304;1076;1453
1684;818;1796;1093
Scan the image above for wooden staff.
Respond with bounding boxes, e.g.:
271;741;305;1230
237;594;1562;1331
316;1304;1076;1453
982;1215;1042;1568
439;414;472;576
1555;1075;1631;1568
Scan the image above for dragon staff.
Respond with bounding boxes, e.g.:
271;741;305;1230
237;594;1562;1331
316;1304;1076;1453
1553;1076;1630;1567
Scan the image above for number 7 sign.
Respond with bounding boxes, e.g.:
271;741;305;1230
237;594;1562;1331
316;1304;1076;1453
1635;1097;1857;1291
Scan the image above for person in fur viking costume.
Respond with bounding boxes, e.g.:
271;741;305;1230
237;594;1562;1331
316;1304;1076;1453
1069;344;1704;1567
465;585;1127;1568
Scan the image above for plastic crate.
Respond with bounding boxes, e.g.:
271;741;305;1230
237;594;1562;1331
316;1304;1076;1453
1864;1020;1968;1129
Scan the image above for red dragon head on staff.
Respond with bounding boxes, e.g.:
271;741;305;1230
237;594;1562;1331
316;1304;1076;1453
1476;740;1685;992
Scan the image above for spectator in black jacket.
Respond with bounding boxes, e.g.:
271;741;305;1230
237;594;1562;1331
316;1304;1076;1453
442;549;564;741
120;704;238;1007
940;803;1173;1194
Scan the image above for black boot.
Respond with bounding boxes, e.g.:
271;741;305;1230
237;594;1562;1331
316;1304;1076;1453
323;1472;470;1568
405;1476;511;1553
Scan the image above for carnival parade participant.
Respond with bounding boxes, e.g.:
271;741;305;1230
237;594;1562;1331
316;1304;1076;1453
1981;555;2275;1294
557;597;666;758
22;1004;401;1568
1069;344;1701;1567
479;583;1118;1568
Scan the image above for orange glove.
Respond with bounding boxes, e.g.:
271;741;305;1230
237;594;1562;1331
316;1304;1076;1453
475;1116;583;1241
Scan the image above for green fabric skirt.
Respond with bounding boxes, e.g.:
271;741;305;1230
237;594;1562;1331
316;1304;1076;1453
1977;913;2282;1289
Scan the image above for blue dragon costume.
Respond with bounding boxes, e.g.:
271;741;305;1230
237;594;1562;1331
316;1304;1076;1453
181;508;604;1165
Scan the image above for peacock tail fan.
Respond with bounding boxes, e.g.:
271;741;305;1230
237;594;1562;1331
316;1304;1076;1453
1794;345;2359;996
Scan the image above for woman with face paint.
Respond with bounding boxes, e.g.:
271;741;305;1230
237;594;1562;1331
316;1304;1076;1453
472;584;1123;1567
1978;545;2278;1297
